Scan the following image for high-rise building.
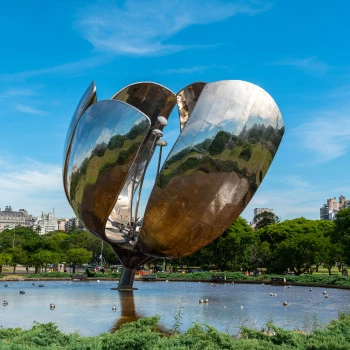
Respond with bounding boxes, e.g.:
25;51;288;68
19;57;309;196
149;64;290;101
34;211;58;235
320;195;347;220
0;206;34;231
253;208;273;218
251;208;274;228
65;217;85;232
57;218;69;231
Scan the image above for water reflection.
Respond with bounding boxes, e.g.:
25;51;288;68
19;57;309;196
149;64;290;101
111;291;140;330
111;290;170;334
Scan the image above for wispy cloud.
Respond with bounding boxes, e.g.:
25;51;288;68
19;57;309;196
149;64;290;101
328;84;350;98
292;113;350;163
243;176;325;222
268;57;328;76
283;175;309;188
0;87;39;99
0;55;111;83
76;0;272;56
0;157;70;216
159;64;231;75
15;104;47;115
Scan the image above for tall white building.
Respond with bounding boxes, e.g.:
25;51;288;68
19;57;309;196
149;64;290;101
34;211;58;235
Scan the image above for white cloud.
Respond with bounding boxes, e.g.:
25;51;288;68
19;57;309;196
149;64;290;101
0;55;111;83
0;157;72;217
0;87;38;99
268;57;328;76
292;114;350;163
159;65;231;75
242;180;324;223
76;0;272;56
15;104;47;115
283;175;309;188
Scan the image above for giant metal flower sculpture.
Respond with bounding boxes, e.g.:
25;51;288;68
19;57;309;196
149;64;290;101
63;80;284;289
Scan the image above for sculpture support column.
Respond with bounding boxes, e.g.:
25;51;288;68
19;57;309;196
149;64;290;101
118;267;137;290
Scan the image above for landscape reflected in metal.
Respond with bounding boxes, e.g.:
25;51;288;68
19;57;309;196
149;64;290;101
63;80;284;289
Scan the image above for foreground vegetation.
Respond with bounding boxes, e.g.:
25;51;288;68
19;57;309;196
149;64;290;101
1;313;350;349
156;271;350;287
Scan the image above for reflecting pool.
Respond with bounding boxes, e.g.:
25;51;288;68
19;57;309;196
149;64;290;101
1;281;349;336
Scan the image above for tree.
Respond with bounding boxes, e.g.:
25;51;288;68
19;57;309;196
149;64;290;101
321;238;343;275
333;208;350;264
0;252;12;275
184;217;258;271
253;211;279;230
261;218;335;274
65;248;93;273
273;233;322;275
30;250;61;273
216;218;258;271
6;247;27;273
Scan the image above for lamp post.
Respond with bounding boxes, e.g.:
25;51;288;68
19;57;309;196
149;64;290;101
156;139;167;177
12;226;15;249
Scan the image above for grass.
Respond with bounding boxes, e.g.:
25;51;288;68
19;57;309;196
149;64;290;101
156;271;350;287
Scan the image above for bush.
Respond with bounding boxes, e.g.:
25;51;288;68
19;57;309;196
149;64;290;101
28;272;72;279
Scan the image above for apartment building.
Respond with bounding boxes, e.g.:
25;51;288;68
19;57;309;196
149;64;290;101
65;217;85;232
34;211;58;235
0;206;34;231
320;195;348;220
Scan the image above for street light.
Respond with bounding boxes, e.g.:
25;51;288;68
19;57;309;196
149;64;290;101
12;226;15;249
156;139;167;177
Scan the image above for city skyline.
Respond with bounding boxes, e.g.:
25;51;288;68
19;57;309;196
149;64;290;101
1;1;350;223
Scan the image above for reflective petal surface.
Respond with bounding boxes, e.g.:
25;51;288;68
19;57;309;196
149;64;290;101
65;99;151;241
63;81;97;202
110;83;176;227
138;80;284;258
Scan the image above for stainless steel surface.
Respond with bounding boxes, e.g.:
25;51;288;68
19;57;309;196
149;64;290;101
138;80;284;258
65;99;151;243
111;82;176;229
63;81;97;203
64;79;284;276
177;82;206;131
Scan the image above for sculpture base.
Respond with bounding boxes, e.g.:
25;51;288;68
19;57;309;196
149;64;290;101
117;267;137;290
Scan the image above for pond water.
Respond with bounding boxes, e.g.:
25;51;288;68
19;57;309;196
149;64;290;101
0;280;349;336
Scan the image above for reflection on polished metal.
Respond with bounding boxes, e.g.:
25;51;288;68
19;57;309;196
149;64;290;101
63;80;284;289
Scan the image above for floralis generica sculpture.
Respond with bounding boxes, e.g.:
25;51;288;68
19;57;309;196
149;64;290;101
63;80;284;289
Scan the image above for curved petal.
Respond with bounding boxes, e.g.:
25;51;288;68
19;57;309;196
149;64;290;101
176;82;206;131
63;81;97;203
138;80;284;258
66;100;151;240
110;82;177;226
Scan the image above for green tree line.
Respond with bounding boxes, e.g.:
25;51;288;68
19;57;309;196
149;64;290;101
175;207;350;275
1;207;350;276
0;228;119;274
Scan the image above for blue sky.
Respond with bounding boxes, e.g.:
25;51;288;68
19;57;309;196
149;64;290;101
1;0;349;223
